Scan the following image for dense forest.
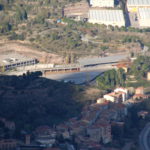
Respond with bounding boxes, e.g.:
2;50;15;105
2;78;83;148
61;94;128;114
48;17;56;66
0;72;83;135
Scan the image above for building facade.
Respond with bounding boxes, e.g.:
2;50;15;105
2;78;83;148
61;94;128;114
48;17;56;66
103;93;116;102
0;58;37;72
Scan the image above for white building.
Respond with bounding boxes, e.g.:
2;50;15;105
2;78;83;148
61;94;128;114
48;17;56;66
127;0;150;12
97;98;106;104
138;8;150;27
103;92;117;102
103;87;128;103
90;0;114;8
88;9;125;27
114;87;128;102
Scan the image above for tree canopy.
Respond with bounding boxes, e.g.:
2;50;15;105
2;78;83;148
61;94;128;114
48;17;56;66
130;56;150;79
96;68;126;90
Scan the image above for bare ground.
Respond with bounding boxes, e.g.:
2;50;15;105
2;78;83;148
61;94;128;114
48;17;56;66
0;40;64;64
75;87;103;102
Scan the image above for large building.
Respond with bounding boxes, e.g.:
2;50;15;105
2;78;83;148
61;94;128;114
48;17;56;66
90;0;114;8
88;9;125;27
138;8;150;27
63;1;89;20
0;53;38;72
127;0;150;12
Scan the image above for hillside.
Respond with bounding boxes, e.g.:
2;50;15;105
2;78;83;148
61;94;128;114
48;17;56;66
0;40;64;64
0;71;102;135
0;72;83;132
0;0;150;59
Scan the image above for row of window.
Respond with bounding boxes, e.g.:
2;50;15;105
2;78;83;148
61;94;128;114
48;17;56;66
4;60;37;70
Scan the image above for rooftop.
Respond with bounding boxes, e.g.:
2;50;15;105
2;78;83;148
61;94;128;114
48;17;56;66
35;125;52;135
89;122;110;129
115;62;131;68
88;9;124;22
136;86;144;90
104;92;122;98
138;8;150;20
78;54;129;66
127;0;150;6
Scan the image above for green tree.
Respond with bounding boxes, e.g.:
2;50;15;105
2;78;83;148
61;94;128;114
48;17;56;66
130;56;150;79
96;69;126;90
117;68;126;86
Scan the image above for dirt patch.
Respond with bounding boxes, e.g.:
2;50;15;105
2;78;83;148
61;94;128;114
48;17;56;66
0;40;64;64
85;88;100;95
76;87;102;102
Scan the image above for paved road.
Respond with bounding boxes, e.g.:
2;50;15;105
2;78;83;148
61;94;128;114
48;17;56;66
3;53;129;84
45;64;115;84
78;54;129;66
45;68;106;84
5;64;114;84
139;123;150;150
